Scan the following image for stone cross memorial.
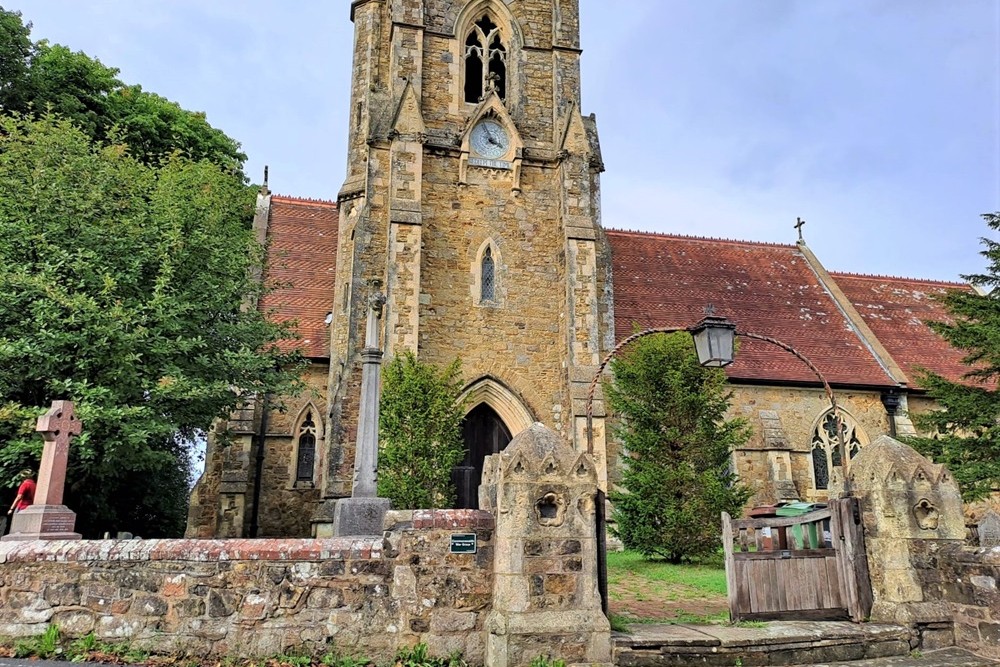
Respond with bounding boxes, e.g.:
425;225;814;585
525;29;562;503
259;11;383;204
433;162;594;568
2;400;83;541
331;290;391;537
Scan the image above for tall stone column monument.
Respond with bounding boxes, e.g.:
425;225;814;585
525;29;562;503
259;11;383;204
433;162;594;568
3;401;83;541
331;291;391;536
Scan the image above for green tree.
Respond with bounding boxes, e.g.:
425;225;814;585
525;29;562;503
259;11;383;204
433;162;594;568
378;352;466;509
0;114;302;537
607;332;752;563
0;8;245;175
905;212;1000;500
0;7;31;110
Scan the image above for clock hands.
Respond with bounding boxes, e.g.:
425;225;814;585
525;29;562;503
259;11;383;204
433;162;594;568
475;122;507;156
484;124;500;146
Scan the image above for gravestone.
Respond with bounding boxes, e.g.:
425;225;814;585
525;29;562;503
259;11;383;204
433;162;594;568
2;401;82;541
480;423;611;667
979;511;1000;548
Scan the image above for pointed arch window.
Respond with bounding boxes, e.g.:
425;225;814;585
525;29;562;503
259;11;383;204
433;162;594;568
295;410;317;483
464;15;507;103
481;246;496;302
811;410;864;490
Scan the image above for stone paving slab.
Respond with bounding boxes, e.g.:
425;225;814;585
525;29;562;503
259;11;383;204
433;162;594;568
788;647;998;666
613;621;918;666
617;621;910;649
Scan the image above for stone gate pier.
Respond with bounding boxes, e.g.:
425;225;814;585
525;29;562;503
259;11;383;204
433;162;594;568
480;423;612;667
850;435;1000;659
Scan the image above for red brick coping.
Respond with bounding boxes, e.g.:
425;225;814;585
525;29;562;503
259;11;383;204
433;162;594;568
0;509;494;564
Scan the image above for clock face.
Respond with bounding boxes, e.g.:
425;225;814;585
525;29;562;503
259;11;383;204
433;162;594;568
470;120;510;159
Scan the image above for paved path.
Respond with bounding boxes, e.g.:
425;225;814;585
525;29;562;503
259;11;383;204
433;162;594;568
790;647;998;666
614;621;999;666
0;660;115;667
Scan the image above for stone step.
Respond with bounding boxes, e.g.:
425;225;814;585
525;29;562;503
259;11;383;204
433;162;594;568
613;621;916;666
790;647;998;666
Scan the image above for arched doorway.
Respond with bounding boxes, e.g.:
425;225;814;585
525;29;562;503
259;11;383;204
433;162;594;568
454;403;512;509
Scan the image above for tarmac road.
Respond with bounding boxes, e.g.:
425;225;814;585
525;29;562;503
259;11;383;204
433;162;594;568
0;660;117;667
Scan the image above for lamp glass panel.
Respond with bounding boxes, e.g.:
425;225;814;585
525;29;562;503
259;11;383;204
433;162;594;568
693;325;735;367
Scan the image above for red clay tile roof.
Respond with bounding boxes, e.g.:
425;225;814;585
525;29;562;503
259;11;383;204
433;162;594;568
259;195;338;358
831;273;978;388
606;230;897;388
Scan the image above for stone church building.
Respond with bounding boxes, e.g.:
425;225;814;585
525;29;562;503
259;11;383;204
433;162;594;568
186;0;971;539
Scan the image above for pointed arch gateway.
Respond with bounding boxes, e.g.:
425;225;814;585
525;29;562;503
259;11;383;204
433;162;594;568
453;377;534;508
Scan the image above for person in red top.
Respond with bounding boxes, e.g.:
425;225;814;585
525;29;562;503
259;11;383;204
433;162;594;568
7;469;35;516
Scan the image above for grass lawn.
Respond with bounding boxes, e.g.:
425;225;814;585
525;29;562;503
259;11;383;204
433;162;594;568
605;550;730;626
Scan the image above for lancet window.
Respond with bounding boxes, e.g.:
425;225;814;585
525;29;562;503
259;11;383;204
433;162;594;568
481;246;496;302
295;410;317;482
464;15;507;103
811;410;864;490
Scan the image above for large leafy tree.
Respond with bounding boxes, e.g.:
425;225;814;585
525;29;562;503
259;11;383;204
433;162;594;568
378;352;466;509
905;212;1000;500
0;115;301;537
0;7;245;175
0;7;31;109
607;332;752;563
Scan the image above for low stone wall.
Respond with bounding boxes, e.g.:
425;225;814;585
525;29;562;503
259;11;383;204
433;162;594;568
912;541;1000;660
0;510;494;662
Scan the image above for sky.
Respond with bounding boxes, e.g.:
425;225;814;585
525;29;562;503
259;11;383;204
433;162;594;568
6;1;999;283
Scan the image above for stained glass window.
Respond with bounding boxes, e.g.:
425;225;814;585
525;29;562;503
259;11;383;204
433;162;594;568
811;410;864;490
296;411;317;482
481;247;496;302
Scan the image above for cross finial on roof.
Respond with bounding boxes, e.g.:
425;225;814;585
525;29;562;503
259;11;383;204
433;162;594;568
795;217;806;243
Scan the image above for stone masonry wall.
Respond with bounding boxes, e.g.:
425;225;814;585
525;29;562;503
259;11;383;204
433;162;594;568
0;510;494;662
911;541;1000;660
727;385;891;506
256;364;330;538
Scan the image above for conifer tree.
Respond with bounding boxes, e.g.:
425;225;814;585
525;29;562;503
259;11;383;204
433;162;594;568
378;352;466;509
906;212;1000;500
607;332;752;563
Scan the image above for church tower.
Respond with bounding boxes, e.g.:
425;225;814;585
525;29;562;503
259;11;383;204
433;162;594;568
315;0;613;530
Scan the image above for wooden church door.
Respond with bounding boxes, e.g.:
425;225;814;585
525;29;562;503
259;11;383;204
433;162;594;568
454;404;512;509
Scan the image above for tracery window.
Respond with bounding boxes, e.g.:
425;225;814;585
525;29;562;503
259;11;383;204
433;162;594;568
481;246;496;302
295;410;317;483
464;15;507;103
811;410;864;490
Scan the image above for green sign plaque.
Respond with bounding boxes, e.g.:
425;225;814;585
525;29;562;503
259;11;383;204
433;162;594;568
449;533;477;554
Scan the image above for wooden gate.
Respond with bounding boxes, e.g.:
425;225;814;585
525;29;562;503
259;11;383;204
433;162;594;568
722;498;873;622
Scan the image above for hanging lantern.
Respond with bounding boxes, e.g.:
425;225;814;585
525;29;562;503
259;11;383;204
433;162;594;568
690;315;736;367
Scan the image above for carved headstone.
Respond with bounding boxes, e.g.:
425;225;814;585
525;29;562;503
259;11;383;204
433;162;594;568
2;401;83;541
481;423;611;667
979;511;1000;548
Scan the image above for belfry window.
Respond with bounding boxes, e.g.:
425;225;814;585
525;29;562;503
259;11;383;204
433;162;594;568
481;246;496;302
295;410;317;482
811;410;864;490
464;15;507;103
